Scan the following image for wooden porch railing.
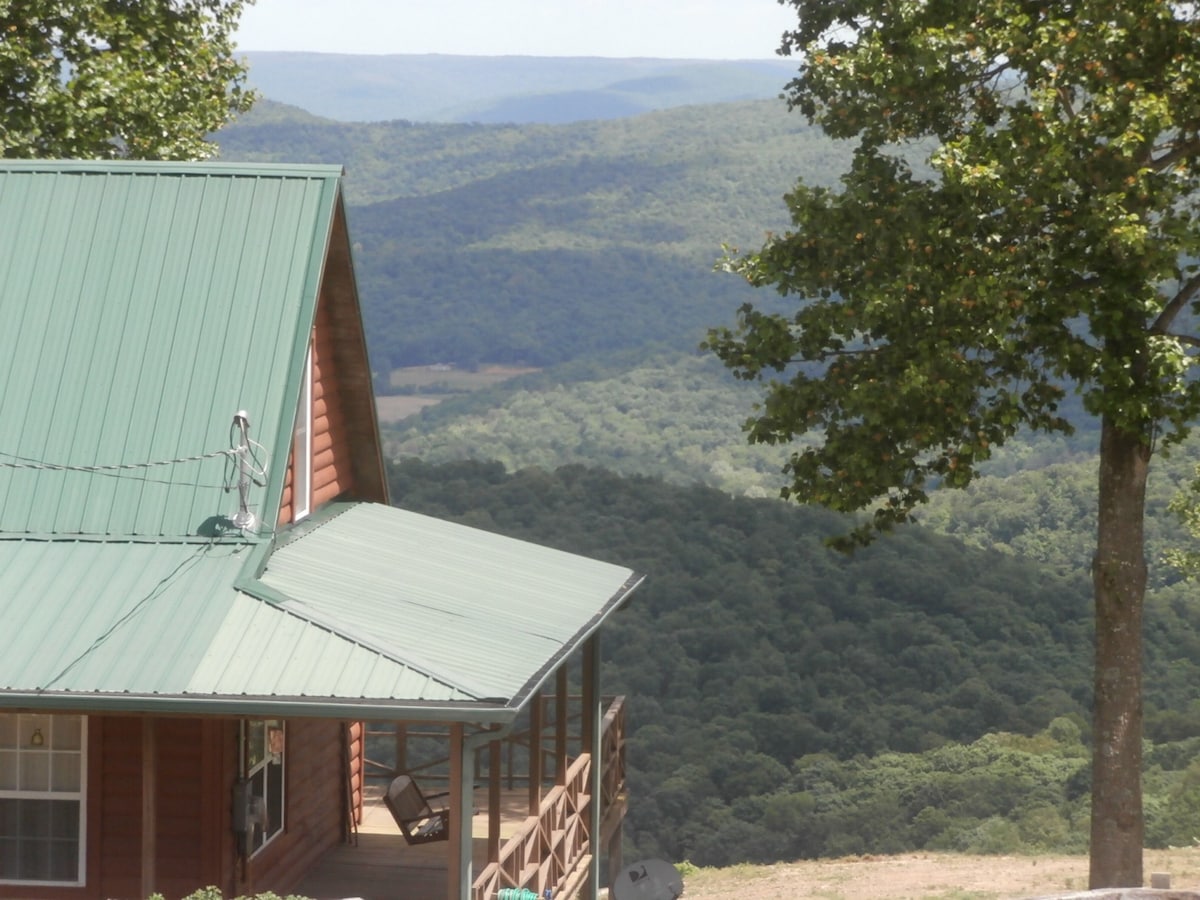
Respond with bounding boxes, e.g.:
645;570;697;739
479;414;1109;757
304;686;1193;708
471;695;627;900
362;694;620;792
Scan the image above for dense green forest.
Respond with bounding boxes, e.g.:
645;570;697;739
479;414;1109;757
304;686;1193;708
384;355;793;496
388;460;1200;864
384;351;1200;587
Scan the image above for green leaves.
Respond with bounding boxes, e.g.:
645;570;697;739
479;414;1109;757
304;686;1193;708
710;0;1200;544
0;0;255;160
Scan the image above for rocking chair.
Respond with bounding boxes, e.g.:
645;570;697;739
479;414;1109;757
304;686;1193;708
384;774;451;845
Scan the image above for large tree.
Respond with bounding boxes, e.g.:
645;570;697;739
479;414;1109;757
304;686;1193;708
705;0;1200;887
0;0;254;159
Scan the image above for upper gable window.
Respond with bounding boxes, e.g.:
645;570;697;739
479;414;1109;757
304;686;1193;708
0;714;86;886
293;348;312;522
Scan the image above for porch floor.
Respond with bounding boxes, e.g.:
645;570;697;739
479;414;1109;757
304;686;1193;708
293;784;534;900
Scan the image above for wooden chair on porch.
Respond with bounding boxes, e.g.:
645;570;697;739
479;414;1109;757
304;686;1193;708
384;774;451;845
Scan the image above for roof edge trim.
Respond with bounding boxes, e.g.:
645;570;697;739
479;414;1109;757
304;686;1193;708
0;691;517;723
507;572;646;713
0;160;346;180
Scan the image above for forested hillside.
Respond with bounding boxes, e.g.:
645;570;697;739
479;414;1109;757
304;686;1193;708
218;99;845;369
385;351;1200;585
384;355;792;495
388;460;1200;864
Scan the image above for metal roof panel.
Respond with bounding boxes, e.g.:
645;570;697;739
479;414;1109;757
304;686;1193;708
0;538;477;708
0;540;243;694
0;163;341;538
256;503;642;705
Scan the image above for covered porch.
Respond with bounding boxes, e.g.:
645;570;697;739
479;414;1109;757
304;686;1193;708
298;689;628;900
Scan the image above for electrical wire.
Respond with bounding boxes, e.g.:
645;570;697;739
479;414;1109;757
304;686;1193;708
0;447;234;473
35;539;221;693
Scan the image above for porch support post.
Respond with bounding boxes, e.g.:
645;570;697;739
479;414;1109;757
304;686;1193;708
528;691;543;816
488;732;502;865
555;666;568;785
448;723;466;900
608;826;623;891
141;718;157;898
394;722;408;775
584;633;602;899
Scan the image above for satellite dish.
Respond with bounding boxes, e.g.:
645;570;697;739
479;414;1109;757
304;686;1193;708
610;858;684;900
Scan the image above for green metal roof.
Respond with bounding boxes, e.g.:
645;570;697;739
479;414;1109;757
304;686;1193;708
0;160;341;538
0;533;480;717
253;502;643;706
0;162;643;719
0;504;640;720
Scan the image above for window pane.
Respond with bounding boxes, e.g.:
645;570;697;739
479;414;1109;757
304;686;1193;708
266;759;283;839
20;798;51;837
21;837;50;881
0;837;17;879
50;754;81;792
48;801;79;840
53;718;82;752
0;751;15;791
0;717;15;750
48;839;78;882
19;753;49;792
249;768;267;852
0;799;18;833
294;350;312;521
247;722;265;770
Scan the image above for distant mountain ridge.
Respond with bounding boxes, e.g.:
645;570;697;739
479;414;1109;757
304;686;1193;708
240;52;796;123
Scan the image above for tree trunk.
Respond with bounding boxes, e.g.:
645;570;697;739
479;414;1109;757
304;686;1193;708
1089;414;1150;888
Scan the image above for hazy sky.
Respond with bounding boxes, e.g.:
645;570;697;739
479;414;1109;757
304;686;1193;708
235;0;797;59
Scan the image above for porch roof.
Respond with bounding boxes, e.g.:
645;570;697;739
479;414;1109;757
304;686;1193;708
254;501;641;705
0;502;641;721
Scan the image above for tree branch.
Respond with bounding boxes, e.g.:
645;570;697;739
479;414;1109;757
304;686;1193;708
1151;136;1200;172
1057;85;1078;122
1166;333;1200;348
1150;271;1200;336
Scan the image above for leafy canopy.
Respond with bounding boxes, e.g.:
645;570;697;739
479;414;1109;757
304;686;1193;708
705;0;1200;545
0;0;254;159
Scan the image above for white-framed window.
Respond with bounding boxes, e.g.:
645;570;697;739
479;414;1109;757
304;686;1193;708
241;719;285;856
293;348;312;522
0;714;86;885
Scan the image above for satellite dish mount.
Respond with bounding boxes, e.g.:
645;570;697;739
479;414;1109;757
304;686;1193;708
231;410;258;530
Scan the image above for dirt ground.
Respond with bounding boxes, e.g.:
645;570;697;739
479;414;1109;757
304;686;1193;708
677;849;1200;899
